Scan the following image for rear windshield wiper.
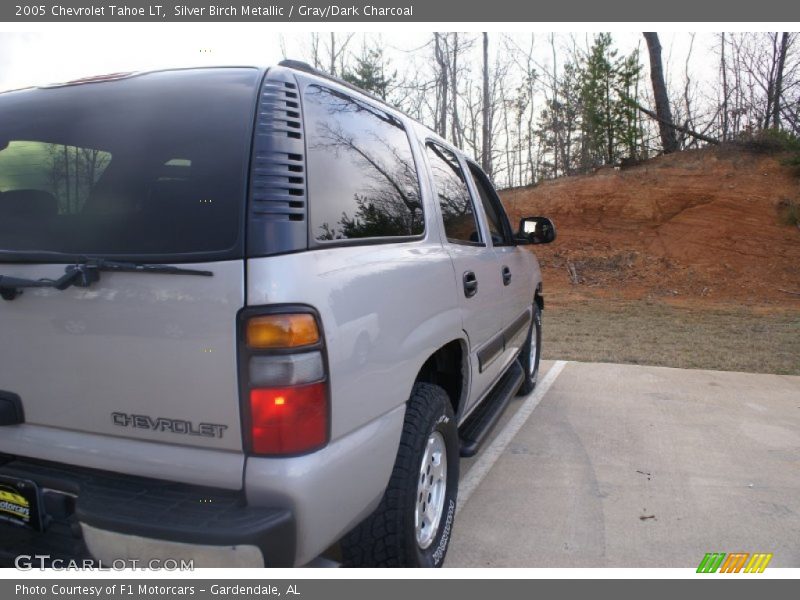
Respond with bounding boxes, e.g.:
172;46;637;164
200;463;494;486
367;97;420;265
0;258;212;301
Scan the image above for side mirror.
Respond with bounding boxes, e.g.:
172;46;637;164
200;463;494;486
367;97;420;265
516;217;556;245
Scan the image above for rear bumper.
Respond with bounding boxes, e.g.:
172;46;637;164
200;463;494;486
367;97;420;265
0;458;294;568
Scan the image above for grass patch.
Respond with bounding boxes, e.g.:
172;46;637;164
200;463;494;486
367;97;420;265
542;301;800;375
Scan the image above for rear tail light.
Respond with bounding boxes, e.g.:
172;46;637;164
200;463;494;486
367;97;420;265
239;309;328;456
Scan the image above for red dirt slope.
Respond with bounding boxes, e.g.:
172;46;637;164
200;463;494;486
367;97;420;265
500;147;800;309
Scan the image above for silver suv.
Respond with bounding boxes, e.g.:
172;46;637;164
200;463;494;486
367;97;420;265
0;61;555;568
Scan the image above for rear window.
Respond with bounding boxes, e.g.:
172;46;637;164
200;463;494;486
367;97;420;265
0;68;259;261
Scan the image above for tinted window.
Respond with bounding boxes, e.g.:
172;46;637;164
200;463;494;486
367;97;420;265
426;143;481;244
467;163;509;245
304;85;423;241
0;68;259;261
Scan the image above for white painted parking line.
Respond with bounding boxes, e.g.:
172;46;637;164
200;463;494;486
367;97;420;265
456;360;568;514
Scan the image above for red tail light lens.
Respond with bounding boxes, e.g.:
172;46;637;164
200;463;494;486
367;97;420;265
249;382;328;455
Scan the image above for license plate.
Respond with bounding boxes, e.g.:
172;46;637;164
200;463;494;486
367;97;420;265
0;475;43;531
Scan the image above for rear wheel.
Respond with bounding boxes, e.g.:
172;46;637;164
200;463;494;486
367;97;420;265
341;383;459;567
517;303;542;396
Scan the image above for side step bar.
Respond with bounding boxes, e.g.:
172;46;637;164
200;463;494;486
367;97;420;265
458;359;524;457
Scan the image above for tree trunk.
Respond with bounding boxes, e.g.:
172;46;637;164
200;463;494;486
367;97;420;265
773;32;789;129
450;33;461;147
643;32;679;153
434;33;448;139
481;32;492;177
605;69;614;163
550;34;560;176
329;33;336;75
636;104;719;145
763;33;779;130
721;33;729;141
500;80;513;185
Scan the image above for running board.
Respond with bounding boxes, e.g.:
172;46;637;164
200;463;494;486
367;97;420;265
458;360;524;457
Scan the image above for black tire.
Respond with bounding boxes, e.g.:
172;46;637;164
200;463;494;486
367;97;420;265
517;303;542;396
341;383;459;567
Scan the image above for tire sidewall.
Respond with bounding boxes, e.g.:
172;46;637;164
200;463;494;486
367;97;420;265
409;397;459;567
519;303;542;394
530;304;542;384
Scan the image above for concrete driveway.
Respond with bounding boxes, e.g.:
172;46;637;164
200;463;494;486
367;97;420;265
447;361;800;567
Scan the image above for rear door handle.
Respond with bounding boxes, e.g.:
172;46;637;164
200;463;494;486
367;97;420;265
463;271;478;298
502;266;512;286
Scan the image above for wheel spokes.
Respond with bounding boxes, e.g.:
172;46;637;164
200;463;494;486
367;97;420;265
415;432;448;549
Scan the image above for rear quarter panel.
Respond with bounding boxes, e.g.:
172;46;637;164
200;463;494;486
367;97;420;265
245;239;464;565
246;241;461;440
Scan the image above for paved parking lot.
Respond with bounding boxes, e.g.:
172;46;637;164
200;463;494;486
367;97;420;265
447;361;800;567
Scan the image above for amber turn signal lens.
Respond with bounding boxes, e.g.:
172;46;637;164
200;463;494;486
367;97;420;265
246;314;320;349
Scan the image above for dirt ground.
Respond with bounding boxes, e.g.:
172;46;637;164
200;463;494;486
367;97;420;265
502;146;800;309
500;146;800;374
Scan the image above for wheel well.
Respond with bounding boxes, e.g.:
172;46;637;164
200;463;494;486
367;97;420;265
534;284;544;311
415;340;467;417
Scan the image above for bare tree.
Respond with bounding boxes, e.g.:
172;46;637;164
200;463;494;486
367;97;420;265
462;72;481;157
284;31;800;189
643;32;679;153
433;33;449;138
720;33;730;141
319;33;354;76
450;33;462;147
481;32;492;177
309;33;322;69
550;34;559;175
505;34;541;180
716;32;799;135
772;32;790;129
682;33;697;147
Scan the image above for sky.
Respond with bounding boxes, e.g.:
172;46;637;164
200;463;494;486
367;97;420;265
0;29;720;93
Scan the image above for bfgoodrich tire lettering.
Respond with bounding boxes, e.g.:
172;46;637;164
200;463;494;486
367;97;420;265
341;383;459;567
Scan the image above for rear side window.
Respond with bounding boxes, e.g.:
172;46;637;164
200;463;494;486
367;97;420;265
0;68;259;261
426;143;481;245
303;85;423;242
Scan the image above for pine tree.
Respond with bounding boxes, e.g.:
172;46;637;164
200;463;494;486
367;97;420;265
581;33;616;168
579;33;643;169
615;50;644;161
342;47;396;101
537;61;583;178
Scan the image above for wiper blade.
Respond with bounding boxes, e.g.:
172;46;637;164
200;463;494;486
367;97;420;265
81;259;213;277
0;258;212;301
